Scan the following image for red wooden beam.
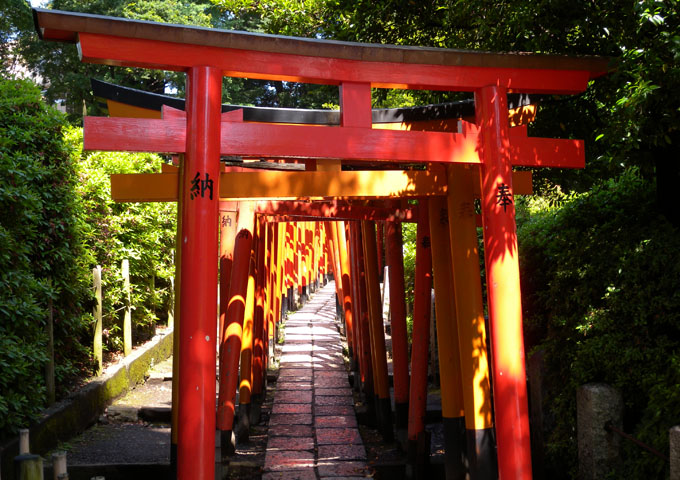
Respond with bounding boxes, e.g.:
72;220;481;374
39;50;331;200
77;32;593;94
85;116;584;168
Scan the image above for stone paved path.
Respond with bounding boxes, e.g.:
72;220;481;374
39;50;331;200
263;281;370;480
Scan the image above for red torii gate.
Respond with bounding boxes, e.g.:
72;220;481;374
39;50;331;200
34;8;610;480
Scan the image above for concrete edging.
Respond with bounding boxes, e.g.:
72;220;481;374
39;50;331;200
1;329;173;477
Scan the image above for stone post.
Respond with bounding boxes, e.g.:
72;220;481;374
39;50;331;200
670;425;680;480
577;383;623;479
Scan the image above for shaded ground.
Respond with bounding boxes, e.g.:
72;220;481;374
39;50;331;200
47;280;445;479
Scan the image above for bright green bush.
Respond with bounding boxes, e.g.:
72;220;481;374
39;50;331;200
0;78;90;438
518;168;680;479
66;128;176;352
0;78;176;441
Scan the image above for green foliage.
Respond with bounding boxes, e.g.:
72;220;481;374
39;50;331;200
66;128;176;350
16;0;216;121
518;169;680;479
0;78;90;438
0;79;176;440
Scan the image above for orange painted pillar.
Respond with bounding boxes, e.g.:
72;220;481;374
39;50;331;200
428;196;467;480
407;199;433;473
329;221;345;323
265;223;275;366
376;220;384;282
251;217;267;421
337;222;355;360
293;222;300;306
352;222;374;401
177;65;221;480
275;221;285;340
362;220;393;442
286;222;295;310
347;222;363;387
477;85;532;480
217;201;255;457
217;205;237;454
385;219;410;436
447;163;497;479
236;222;257;442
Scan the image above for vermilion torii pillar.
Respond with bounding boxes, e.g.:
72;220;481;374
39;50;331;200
178;66;221;479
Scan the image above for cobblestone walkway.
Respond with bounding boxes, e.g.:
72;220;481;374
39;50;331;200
263;281;370;480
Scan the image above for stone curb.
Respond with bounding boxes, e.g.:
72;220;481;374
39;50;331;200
0;329;174;478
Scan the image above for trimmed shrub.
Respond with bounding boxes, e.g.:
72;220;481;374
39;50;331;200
518;168;680;479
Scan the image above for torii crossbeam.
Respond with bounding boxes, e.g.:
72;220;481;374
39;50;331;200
33;8;611;480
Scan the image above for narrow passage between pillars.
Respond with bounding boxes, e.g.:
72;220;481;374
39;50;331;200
263;281;370;479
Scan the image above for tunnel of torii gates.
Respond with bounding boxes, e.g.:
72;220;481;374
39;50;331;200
34;8;611;480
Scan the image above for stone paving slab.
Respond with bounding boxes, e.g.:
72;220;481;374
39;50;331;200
270;413;313;425
269;424;314;437
272;403;313;414
317;444;366;461
315;415;358;428
317;460;369;477
263;281;370;479
316;427;363;445
314;405;355;416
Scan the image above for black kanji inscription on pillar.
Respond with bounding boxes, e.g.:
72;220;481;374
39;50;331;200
190;172;214;200
496;183;513;213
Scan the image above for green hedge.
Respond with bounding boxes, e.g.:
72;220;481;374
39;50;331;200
67;128;176;351
0;78;90;438
518;168;680;479
0;78;176;441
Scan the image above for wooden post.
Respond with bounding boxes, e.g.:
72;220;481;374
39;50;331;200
476;85;532;480
13;455;42;480
251;217;267;423
93;266;103;375
407;200;433;476
236;226;257;442
19;429;29;454
447;163;497;479
218;201;255;457
361;220;393;442
170;154;184;477
168;275;175;330
52;451;67;479
177;65;222;480
218;205;237;457
385;220;410;437
337;222;355;361
428;196;467;480
122;259;132;357
352;222;374;404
